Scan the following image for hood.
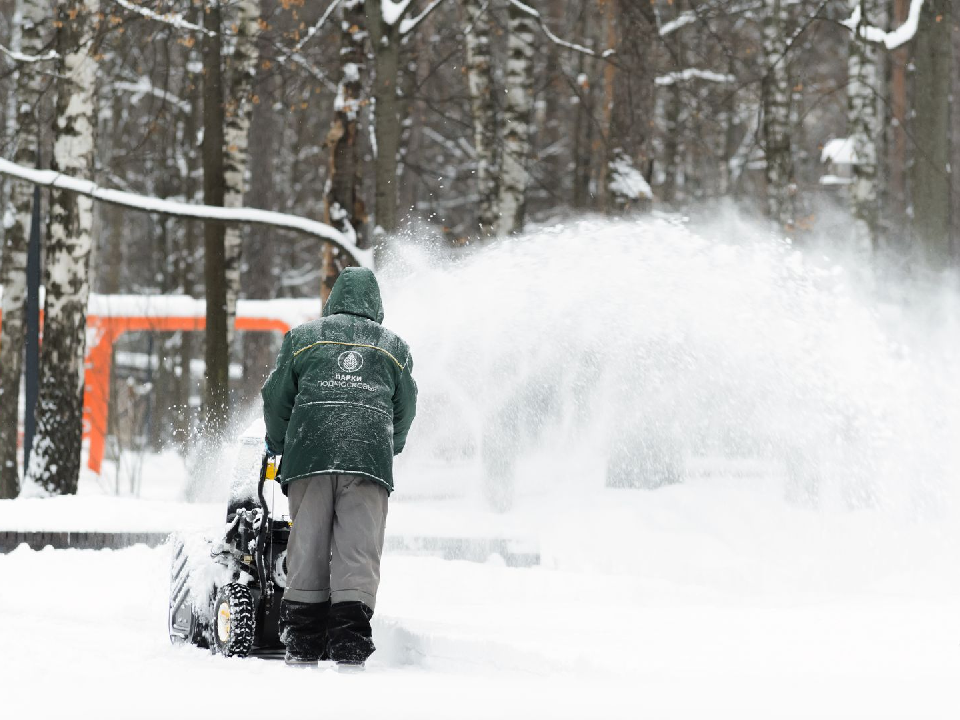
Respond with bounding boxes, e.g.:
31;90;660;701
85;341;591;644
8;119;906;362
322;267;385;323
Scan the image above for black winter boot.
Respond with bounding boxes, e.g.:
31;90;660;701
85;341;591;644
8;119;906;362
279;599;331;663
327;601;375;666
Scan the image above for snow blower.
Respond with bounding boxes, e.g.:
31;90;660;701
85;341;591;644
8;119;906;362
168;434;290;658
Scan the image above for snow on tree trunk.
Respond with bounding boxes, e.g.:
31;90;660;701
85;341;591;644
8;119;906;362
223;0;260;346
0;0;46;498
846;0;883;253
496;2;537;236
24;0;99;496
910;0;952;265
464;0;499;237
201;0;229;443
367;0;405;237
323;0;366;302
761;0;796;232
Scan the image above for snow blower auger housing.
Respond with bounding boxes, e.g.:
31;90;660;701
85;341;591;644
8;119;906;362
168;437;290;658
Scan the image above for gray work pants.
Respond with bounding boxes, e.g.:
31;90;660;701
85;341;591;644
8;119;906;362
284;473;388;610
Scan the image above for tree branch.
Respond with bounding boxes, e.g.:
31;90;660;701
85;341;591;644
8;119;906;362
289;0;342;55
111;0;216;37
400;0;449;36
507;0;615;58
0;157;372;268
0;43;58;64
842;0;925;50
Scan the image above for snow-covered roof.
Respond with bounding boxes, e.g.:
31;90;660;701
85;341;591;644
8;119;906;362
821;138;858;166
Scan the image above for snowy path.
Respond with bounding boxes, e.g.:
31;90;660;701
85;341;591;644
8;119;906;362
2;536;957;719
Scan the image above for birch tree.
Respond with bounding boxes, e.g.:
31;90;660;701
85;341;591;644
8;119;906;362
846;0;883;253
24;0;100;495
497;1;537;236
0;0;48;498
223;0;261;344
464;0;498;236
760;0;795;232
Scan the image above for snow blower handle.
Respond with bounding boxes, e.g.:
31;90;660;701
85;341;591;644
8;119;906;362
255;446;279;599
262;441;279;480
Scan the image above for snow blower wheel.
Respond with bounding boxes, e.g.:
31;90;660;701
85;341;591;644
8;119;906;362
213;583;255;657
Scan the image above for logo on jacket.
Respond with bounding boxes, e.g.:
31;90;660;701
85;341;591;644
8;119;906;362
338;350;364;373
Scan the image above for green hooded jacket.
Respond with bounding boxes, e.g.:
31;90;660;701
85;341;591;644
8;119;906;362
261;267;418;493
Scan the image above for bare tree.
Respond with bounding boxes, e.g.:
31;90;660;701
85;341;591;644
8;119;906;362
846;0;884;253
224;0;261;343
910;0;952;265
202;0;229;442
0;0;49;498
323;0;366;300
24;0;99;495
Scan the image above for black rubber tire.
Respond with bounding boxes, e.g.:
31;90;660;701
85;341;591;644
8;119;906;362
212;583;256;657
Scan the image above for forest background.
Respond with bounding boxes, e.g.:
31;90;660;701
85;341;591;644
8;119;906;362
0;0;956;498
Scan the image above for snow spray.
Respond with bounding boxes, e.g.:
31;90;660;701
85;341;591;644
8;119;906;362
378;216;959;518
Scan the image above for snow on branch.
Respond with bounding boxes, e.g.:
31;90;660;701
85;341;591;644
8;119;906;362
0;157;373;268
842;0;924;50
0;43;58;64
290;0;342;55
659;1;762;37
660;13;697;37
400;0;449;36
112;0;215;37
110;78;191;114
508;0;615;58
655;69;735;86
382;0;414;26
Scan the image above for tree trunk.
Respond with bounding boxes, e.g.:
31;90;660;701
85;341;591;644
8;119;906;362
599;0;618;210
952;0;960;253
24;0;100;495
571;10;593;209
366;0;404;238
910;0;953;266
0;0;46;498
888;0;909;226
464;0;499;236
223;0;261;346
846;0;883;253
761;0;796;232
497;1;537;236
323;0;366;302
202;0;229;441
719;57;740;196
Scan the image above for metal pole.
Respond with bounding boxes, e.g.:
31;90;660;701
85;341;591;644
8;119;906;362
23;177;41;469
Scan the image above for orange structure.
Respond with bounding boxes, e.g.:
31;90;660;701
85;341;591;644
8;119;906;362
0;296;315;474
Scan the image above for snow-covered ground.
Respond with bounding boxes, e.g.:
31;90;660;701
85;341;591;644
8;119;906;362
2;472;958;719
3;218;960;717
